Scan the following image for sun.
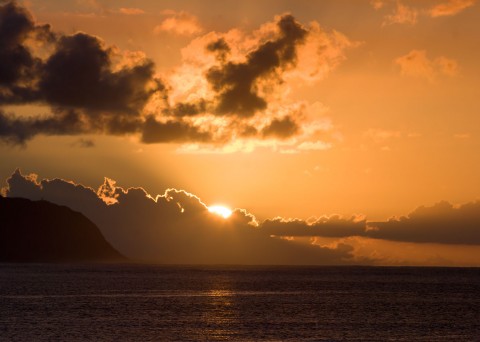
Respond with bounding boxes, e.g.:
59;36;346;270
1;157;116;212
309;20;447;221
208;205;232;219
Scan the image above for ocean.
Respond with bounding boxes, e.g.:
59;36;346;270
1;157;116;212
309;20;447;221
1;264;479;341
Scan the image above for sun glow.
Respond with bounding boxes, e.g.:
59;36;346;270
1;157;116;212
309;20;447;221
208;205;232;219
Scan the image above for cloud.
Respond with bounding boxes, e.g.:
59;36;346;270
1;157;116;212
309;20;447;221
367;201;480;245
154;10;202;36
0;2;166;144
395;50;459;81
376;0;475;25
0;1;53;102
40;33;159;114
0;2;352;151
363;129;401;143
259;201;480;245
204;15;307;117
0;108;88;145
382;1;418;25
161;15;353;152
5;169;480;251
363;129;401;150
262;216;367;238
3;169;356;265
371;0;386;10
261;116;299;139
434;56;460;76
119;7;145;15
4;169;480;267
428;0;476;17
71;138;95;148
141;116;212;143
296;141;332;151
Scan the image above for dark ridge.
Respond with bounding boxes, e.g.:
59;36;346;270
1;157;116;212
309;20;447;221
0;196;126;262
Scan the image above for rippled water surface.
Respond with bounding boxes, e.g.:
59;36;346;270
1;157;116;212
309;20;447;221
1;264;479;341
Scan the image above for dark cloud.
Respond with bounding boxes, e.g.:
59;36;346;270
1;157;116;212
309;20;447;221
7;169;480;265
170;99;207;117
0;3;315;147
368;201;480;245
141;116;211;143
40;32;160;114
206;38;231;61
261;116;299;139
261;216;367;238
0;1;169;144
259;202;480;245
0;1;44;102
206;14;307;117
0;109;86;145
3;169;356;264
239;124;258;137
72;138;95;148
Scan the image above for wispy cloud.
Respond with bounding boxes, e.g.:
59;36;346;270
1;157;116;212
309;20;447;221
371;0;386;10
382;1;418;26
428;0;476;17
71;138;95;148
154;10;203;36
119;7;145;15
374;0;476;25
395;49;459;81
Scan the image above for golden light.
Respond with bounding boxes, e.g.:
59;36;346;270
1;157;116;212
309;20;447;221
208;205;232;219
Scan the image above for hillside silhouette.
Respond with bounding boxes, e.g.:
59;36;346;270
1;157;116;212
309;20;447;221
0;197;126;262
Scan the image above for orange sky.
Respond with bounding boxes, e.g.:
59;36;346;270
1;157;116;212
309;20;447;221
1;0;480;265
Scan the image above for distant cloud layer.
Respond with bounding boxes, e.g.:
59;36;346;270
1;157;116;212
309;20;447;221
2;169;357;264
263;202;480;245
3;170;480;265
374;0;476;25
0;2;350;152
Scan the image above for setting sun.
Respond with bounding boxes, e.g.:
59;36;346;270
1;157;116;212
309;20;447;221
208;205;232;219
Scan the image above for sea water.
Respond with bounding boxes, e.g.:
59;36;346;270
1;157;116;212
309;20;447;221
1;264;479;341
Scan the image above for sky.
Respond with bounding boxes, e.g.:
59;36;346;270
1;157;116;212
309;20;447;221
1;0;480;265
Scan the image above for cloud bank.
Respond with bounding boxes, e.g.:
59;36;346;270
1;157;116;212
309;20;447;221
2;169;356;264
263;200;480;245
3;169;480;265
0;2;352;152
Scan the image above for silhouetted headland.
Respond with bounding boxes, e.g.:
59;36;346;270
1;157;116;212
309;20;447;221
0;196;126;262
